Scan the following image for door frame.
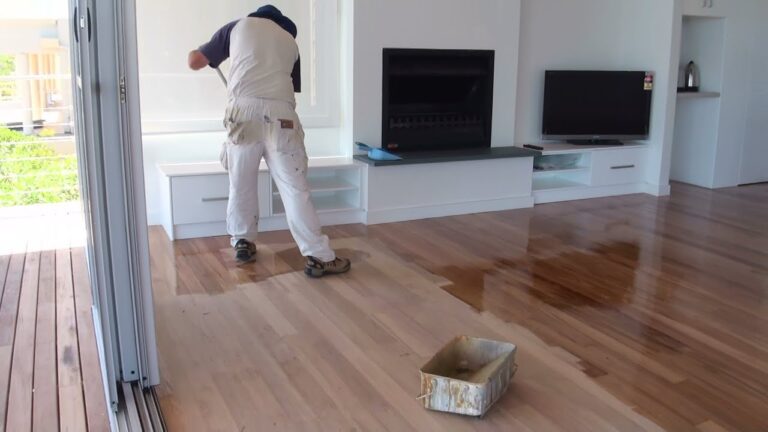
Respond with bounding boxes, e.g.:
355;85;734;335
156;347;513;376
69;0;159;415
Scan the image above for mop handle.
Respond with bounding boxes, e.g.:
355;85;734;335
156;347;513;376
215;67;227;86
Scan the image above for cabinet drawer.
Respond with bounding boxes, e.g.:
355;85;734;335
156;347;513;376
591;149;645;186
171;175;230;224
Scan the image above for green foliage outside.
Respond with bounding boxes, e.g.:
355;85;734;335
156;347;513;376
0;54;15;98
0;127;80;207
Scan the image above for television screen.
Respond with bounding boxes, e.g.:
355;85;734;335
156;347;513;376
542;71;653;141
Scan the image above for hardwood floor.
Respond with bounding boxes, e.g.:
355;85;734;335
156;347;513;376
150;183;768;431
0;203;109;431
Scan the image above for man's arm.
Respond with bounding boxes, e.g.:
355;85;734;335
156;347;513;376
188;50;209;70
189;20;238;71
291;56;301;93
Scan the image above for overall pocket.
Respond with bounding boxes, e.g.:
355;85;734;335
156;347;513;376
223;105;266;145
273;117;308;174
274;116;305;154
224;118;249;145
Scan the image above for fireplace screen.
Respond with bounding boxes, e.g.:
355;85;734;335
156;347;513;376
382;48;495;152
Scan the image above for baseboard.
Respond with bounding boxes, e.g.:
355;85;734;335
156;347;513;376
643;183;672;196
365;196;534;225
173;222;227;240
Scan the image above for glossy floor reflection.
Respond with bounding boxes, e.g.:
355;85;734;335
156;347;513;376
150;182;768;431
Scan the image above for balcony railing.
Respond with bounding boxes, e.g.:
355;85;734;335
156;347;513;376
0;61;79;207
0;133;79;207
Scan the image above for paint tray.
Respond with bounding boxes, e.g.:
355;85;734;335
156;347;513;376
419;336;517;417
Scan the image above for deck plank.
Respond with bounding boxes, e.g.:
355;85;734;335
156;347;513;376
0;252;26;429
55;248;87;432
72;248;110;432
5;250;41;431
0;255;11;300
0;204;103;431
32;250;59;432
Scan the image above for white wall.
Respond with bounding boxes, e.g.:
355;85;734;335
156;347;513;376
618;0;678;194
708;0;759;188
515;0;632;144
739;0;768;185
352;0;521;149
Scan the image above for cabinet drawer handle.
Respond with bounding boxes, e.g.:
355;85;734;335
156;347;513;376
610;164;636;170
201;197;228;203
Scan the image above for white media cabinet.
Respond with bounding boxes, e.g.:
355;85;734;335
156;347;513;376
522;142;648;204
156;143;648;240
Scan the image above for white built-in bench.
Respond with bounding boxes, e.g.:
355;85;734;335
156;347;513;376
158;157;364;240
157;143;649;240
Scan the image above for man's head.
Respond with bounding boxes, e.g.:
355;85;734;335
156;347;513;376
248;5;298;38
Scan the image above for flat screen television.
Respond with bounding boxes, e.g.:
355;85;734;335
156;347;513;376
542;70;653;145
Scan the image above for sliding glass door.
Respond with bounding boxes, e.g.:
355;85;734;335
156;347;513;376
68;0;158;413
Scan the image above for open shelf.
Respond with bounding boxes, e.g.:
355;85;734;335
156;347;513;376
272;177;357;195
519;142;645;155
677;91;721;99
533;177;588;191
272;194;359;215
672;15;726;187
533;166;589;177
270;163;362;218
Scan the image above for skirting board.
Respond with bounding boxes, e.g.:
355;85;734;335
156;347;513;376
534;183;647;204
365;196;534;225
643;183;672;196
171;221;226;240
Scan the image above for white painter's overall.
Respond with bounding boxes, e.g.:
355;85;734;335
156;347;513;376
221;97;335;262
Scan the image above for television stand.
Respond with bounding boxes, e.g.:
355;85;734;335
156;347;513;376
566;139;624;146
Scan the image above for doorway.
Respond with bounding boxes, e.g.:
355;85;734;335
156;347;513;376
0;3;110;430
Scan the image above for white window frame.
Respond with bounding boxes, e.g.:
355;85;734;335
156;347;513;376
298;0;339;128
139;0;339;134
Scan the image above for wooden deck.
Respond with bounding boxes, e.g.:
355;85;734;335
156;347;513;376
150;182;768;431
0;203;109;432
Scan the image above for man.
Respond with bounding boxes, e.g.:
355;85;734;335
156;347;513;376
188;5;350;278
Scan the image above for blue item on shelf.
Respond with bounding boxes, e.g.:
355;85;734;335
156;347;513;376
355;142;402;161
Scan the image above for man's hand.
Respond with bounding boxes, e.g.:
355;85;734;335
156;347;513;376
188;50;210;70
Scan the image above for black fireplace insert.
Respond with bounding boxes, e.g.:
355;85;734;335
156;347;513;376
382;48;495;153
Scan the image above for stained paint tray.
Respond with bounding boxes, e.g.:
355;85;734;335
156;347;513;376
419;336;517;417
